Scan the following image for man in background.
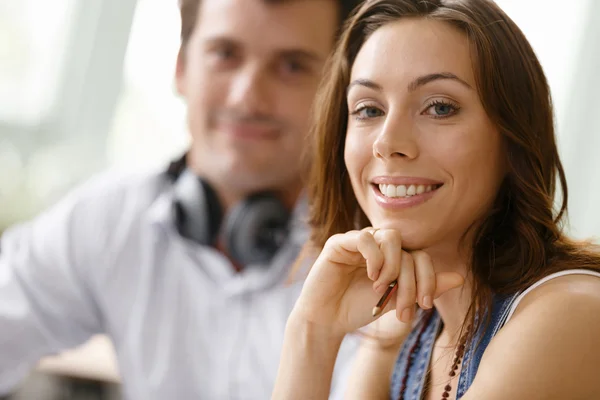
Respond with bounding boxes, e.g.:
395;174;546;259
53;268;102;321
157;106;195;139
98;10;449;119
0;0;362;398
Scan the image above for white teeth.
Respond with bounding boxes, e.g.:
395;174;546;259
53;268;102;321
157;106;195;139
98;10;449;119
385;185;395;197
396;185;407;197
378;183;437;198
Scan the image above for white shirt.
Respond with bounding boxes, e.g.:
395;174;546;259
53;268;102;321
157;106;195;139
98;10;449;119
0;168;359;399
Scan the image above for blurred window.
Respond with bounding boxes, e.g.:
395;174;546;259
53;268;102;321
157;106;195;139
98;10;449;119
0;0;76;126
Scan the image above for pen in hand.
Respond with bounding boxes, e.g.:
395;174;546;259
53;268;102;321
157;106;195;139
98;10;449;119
372;280;398;317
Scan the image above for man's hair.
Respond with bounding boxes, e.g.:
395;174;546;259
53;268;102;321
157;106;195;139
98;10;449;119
178;0;363;53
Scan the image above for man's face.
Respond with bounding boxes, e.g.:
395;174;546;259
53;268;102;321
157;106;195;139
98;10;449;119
176;0;338;207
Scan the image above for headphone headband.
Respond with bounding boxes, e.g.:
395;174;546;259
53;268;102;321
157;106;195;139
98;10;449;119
168;153;291;267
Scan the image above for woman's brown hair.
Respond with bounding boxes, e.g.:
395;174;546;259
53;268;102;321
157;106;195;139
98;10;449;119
304;0;600;336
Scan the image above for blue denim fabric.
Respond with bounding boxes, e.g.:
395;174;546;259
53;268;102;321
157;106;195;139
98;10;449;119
390;293;519;400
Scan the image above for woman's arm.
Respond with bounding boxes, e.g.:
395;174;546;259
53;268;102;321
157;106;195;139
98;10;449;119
272;313;345;400
273;312;410;400
462;274;600;400
344;313;411;400
343;338;404;399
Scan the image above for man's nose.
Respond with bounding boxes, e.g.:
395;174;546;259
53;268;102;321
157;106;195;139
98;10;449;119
226;66;273;115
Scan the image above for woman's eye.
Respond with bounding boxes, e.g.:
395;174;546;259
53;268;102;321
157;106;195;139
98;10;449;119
432;103;453;116
423;101;460;118
352;106;384;120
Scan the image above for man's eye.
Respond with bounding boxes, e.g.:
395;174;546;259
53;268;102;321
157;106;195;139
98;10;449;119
281;59;308;75
214;47;235;59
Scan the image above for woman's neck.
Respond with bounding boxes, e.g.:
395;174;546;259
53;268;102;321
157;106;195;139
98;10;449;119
425;245;473;343
433;281;473;344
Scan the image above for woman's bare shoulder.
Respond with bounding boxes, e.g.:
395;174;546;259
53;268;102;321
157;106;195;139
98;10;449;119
461;271;600;400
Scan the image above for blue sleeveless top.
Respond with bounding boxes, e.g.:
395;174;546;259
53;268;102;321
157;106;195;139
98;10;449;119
389;293;518;400
389;269;600;399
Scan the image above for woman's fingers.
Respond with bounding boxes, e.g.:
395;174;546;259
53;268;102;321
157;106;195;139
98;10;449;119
390;251;463;323
323;227;404;292
396;251;417;322
324;228;464;323
412;250;436;309
433;272;464;298
323;230;383;276
372;229;402;292
356;229;385;281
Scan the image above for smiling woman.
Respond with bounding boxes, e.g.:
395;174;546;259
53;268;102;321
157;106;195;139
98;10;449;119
272;1;600;400
343;17;506;253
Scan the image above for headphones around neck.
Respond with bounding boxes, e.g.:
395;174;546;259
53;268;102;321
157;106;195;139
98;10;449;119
167;154;292;267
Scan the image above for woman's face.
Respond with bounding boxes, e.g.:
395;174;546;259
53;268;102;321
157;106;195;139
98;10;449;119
344;18;506;252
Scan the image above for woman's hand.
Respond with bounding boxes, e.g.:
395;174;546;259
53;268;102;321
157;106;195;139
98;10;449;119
292;228;464;336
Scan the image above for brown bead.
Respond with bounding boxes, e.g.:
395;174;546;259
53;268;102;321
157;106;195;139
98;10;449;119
453;365;459;370
442;393;450;398
445;385;452;391
449;371;456;377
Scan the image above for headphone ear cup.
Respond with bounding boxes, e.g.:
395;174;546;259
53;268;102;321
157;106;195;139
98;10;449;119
222;193;290;266
173;170;223;246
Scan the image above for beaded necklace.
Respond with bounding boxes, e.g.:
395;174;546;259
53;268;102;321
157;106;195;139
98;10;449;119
398;311;471;400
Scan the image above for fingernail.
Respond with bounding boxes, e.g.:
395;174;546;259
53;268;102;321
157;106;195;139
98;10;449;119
423;296;432;309
401;307;413;323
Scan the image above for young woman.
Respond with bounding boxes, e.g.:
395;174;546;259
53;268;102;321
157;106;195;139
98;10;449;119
272;0;600;399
